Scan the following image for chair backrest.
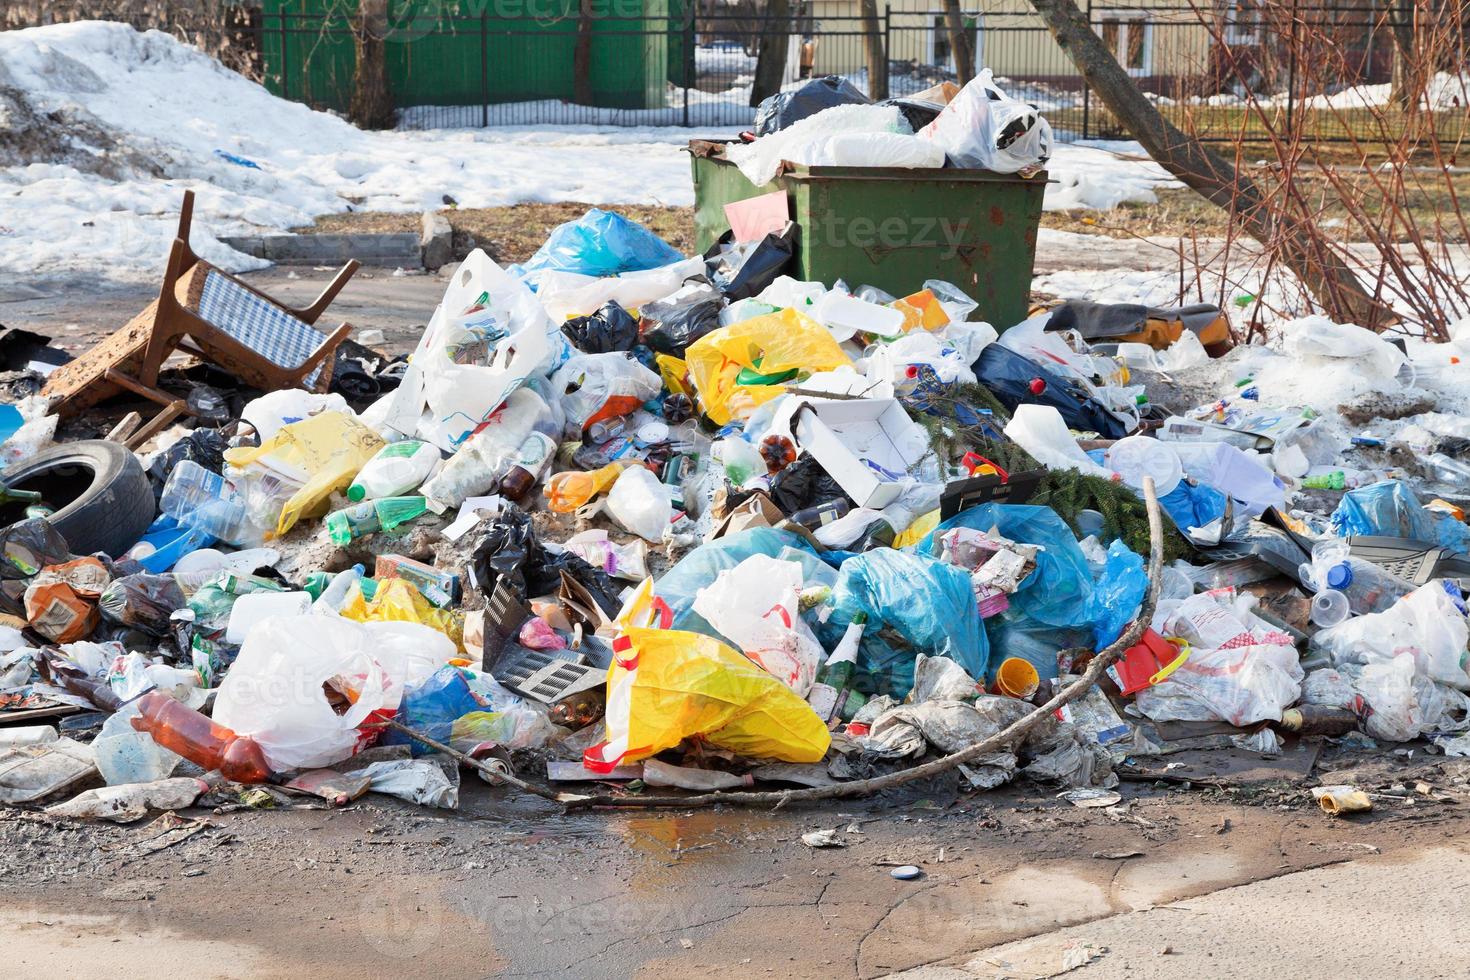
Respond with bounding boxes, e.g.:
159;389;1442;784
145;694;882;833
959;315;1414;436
193;270;329;385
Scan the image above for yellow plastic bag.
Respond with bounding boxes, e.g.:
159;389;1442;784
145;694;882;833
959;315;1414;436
340;578;465;652
655;353;692;399
583;626;831;772
684;309;853;426
223;411;384;537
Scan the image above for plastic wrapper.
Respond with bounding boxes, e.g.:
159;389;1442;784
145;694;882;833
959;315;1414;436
639;279;725;356
24;557;111;643
692;554;824;695
449;707;558;752
222;411;385;538
1330;480;1470;556
1089;541;1147;649
831;549;989;690
685;309;854;426
549;352;663;435
583;627;831;772
753;74;870;135
213;616;455;771
561;300;639;354
561;530;649;582
703;227;795;302
917;69;1052;172
513;208;683;280
98;573;188;637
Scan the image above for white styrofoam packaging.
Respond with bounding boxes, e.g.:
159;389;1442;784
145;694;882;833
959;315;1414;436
791;398;931;510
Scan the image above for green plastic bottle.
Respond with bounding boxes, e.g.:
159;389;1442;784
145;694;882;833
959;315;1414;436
324;496;428;547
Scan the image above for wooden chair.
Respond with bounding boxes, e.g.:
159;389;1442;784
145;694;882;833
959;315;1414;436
44;191;360;430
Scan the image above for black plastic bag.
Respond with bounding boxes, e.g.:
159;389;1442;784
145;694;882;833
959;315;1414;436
769;456;853;515
640;279;725;356
753;75;870;135
467;509;620;615
562;301;640;354
98;572;189;637
973;344;1132;440
703;226;795;302
147;429;229;504
881;95;946;131
0;518;71;580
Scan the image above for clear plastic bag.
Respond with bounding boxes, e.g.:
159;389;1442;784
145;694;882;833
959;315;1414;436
1312;581;1470;689
692;554;825;695
549;352;662;436
1134;641;1304;726
605;465;674;542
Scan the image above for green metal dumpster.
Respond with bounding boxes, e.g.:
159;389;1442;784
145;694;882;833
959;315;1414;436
690;140;1047;331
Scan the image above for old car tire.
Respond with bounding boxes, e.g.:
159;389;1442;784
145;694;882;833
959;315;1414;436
0;440;156;558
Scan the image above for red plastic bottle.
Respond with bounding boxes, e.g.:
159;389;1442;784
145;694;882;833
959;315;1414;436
131;690;271;783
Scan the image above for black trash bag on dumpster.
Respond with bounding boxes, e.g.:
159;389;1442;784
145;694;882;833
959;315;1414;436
467;508;620;615
882;95;946;131
973;344;1132;440
768;456;853;515
703;225;795;302
640;278;726;356
562;301;640;354
147;429;229;504
754;75;871;135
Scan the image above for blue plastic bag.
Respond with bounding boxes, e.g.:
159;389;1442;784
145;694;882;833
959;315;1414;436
1159;480;1228;536
1332;480;1470;556
513;208;683;281
916;504;1093;629
1088;540;1147;649
984;608;1090;682
830;549;988;694
383;666;482;757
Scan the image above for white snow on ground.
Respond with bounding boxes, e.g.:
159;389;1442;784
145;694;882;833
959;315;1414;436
0;22;1174;286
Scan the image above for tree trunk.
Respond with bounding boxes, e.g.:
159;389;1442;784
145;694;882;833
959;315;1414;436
574;0;595;106
750;0;791;107
1026;0;1396;329
858;0;887;100
942;0;976;85
1385;0;1425;112
349;0;394;130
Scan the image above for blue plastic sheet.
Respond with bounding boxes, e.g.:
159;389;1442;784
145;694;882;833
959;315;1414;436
916;504;1094;629
1332;480;1470;555
830;549;988;694
513;208;683;281
1088;540;1147;649
383;666;482;757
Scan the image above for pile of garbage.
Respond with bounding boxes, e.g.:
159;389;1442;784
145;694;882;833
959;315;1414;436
5;87;1470;822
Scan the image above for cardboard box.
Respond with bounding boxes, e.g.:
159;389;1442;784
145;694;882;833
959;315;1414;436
792;398;931;510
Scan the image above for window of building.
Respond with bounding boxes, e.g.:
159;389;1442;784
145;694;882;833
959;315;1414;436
1097;11;1152;75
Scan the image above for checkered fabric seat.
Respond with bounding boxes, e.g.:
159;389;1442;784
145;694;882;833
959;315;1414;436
195;271;328;387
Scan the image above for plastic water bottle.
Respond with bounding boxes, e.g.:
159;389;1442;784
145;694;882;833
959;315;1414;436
419;388;547;511
312;564;365;612
1310;589;1351;627
324;496;428;547
1302;557;1414;616
348;440;441;502
159;460;261;546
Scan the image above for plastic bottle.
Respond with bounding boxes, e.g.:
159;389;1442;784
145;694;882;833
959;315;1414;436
1302;557;1415;616
159;460;262;546
131;690;271;783
545;462;625;513
419;388;547;511
498;432;558;503
311;564;365;611
1302;471;1347;491
347;440;440;502
1310;589;1351;628
714;437;766;486
807;613;868;723
324;496;428;547
1424;453;1470;486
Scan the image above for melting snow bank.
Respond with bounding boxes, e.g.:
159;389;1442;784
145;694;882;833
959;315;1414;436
1;21;1174;285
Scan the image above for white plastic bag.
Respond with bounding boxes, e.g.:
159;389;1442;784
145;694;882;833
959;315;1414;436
917;70;1052;173
1314;582;1470;689
692;554;825;696
1004;405;1113;478
213;616;454;771
240;390;353;442
535;257;705;323
1134;641;1304;726
605;465;673;542
808;132;945;170
385;250;562;450
549;352;662;436
727;103;910;185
